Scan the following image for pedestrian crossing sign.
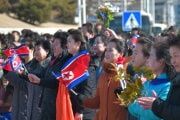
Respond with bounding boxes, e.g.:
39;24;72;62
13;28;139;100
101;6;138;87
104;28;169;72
122;11;142;31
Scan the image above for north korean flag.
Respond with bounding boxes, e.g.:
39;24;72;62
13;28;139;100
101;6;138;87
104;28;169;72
13;44;29;56
53;50;90;89
3;54;23;71
2;44;29;57
131;34;139;48
2;47;14;57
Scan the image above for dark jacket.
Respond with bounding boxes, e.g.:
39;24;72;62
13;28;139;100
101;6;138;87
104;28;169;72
5;71;27;120
39;50;72;120
4;60;33;120
26;56;51;120
152;73;180;120
70;56;98;120
5;56;51;120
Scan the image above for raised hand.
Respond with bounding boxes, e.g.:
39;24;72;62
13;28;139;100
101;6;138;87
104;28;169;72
137;90;157;110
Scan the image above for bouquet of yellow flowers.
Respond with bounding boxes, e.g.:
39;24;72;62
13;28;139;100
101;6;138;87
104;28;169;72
96;3;114;28
114;67;156;106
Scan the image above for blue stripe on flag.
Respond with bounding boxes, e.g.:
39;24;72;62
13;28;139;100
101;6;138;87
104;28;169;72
67;70;89;89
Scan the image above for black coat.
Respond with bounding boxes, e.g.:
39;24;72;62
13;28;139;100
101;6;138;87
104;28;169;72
152;73;180;120
70;56;98;120
39;50;72;120
26;56;51;120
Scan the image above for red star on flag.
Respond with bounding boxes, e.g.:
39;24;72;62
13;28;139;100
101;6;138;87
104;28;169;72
62;71;74;80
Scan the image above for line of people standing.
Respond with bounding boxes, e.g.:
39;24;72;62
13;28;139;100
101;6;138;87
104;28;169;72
0;23;180;120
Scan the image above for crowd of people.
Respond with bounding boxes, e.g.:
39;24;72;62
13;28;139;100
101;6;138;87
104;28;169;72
0;22;180;120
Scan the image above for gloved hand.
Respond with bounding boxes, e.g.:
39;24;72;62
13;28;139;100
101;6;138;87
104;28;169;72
114;87;123;97
77;94;85;105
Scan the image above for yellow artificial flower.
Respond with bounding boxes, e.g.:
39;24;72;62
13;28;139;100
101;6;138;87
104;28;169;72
114;66;156;106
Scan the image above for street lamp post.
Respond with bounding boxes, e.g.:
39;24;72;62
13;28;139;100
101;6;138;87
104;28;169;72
82;0;86;24
78;0;82;27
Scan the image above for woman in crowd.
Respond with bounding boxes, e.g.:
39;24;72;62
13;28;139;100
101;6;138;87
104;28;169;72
12;31;21;47
25;40;51;120
137;35;180;120
66;29;97;120
4;38;35;120
28;31;72;120
128;41;176;120
126;37;153;120
92;34;108;86
77;38;127;120
5;39;51;120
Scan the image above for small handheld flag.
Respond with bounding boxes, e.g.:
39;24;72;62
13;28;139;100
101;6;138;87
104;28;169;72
3;53;23;71
131;34;139;48
2;44;29;57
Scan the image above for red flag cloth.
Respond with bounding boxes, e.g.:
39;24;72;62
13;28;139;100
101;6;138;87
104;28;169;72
54;50;90;120
2;44;29;57
3;54;23;71
3;60;13;71
13;44;29;56
53;50;90;89
2;48;14;57
56;82;74;120
131;34;139;48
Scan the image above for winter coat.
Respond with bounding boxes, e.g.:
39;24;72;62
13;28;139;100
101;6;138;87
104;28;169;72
152;72;180;120
82;62;127;120
4;60;33;120
128;73;171;120
5;72;28;120
26;57;51;120
39;50;72;120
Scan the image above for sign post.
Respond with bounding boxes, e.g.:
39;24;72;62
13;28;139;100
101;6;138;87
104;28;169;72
122;11;142;31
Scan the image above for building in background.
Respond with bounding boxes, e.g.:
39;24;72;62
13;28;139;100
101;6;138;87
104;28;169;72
173;0;180;29
86;0;179;29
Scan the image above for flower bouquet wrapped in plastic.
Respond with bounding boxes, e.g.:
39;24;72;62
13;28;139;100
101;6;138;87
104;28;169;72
96;3;114;28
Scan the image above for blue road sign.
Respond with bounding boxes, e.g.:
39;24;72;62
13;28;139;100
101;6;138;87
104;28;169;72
122;11;142;31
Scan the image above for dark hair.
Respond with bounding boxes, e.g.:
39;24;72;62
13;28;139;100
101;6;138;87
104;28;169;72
160;30;170;37
94;34;108;46
168;26;176;33
153;41;176;80
23;37;35;50
168;35;180;48
12;31;20;36
94;22;105;34
137;37;153;57
132;27;140;32
54;31;69;49
68;29;90;52
21;29;33;38
0;33;7;48
42;33;53;41
35;39;52;57
82;22;94;34
110;38;125;53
